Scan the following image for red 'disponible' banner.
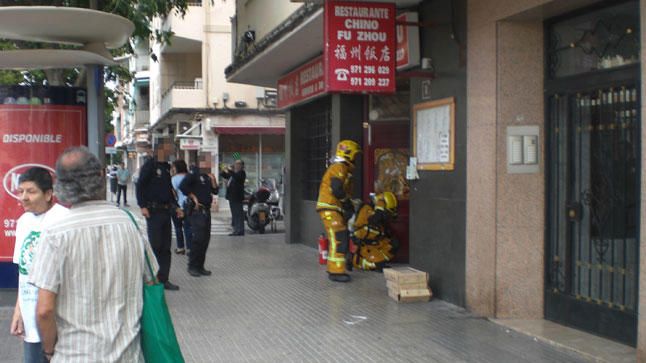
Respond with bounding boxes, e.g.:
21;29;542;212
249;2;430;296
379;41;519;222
0;105;87;262
324;0;396;94
277;56;325;109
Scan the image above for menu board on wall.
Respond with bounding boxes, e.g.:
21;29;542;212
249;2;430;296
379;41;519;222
412;97;455;171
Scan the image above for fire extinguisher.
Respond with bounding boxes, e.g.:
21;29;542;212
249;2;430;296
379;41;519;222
318;234;329;265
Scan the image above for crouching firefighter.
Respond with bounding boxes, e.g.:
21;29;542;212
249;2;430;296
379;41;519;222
351;192;399;271
317;140;361;283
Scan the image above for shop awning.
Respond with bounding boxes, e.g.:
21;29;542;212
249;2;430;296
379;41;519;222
214;127;285;135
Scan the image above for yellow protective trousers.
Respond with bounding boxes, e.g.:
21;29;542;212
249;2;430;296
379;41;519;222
319;210;349;275
353;237;397;271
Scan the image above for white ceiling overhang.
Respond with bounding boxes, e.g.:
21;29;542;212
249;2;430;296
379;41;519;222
0;6;134;69
0;6;134;48
0;49;115;69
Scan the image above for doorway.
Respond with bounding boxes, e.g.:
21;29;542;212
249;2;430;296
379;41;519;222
545;1;641;345
364;86;411;263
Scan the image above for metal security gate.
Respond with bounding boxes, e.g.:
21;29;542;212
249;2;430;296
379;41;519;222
546;84;640;345
545;1;641;345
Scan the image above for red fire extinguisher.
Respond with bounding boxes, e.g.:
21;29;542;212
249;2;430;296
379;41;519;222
318;234;329;265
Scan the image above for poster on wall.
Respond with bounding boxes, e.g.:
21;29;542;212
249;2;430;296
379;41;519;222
0;87;87;266
412;97;455;171
324;0;396;94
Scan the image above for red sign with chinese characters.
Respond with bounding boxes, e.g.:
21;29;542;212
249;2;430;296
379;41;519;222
324;1;396;94
0;105;87;263
277;56;325;109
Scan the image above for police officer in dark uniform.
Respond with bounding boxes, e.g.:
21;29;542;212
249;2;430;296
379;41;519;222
136;154;182;290
179;168;219;277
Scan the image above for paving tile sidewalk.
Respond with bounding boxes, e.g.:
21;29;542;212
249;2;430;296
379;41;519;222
1;206;590;363
163;231;588;363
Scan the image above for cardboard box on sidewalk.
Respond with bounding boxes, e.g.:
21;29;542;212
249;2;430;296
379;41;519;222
384;267;432;303
387;287;432;303
384;267;429;285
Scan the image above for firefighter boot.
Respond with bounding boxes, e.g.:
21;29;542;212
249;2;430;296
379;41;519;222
327;230;351;282
320;211;351;282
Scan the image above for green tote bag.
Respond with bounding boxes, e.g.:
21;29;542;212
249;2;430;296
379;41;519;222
125;210;185;363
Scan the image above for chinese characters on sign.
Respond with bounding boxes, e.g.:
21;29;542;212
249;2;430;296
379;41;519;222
277;1;398;109
324;1;396;93
277;57;325;109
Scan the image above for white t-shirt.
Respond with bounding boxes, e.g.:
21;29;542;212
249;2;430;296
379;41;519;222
12;203;68;343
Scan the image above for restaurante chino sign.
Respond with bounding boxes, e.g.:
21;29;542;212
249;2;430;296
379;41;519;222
277;1;396;109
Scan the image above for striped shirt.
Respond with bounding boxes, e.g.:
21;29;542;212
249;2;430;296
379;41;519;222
29;201;159;363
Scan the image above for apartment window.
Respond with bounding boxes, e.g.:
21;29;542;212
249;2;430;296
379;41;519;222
297;97;332;201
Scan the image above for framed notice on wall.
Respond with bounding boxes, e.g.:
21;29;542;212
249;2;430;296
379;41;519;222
412;97;455;171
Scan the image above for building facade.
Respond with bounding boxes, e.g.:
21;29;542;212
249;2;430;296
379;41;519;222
146;0;285;186
112;39;151;174
228;0;646;358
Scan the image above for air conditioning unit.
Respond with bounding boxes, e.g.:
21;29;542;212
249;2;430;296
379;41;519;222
264;90;277;108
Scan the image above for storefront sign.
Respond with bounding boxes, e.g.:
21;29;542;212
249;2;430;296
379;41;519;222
277;56;325;109
135;130;149;143
179;138;201;150
396;12;420;70
0;104;87;264
324;1;396;93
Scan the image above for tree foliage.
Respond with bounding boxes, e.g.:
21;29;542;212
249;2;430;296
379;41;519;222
0;0;188;87
0;0;188;53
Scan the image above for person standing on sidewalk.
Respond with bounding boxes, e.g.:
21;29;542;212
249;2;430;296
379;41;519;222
171;160;192;255
9;167;68;363
317;140;361;283
136;152;182;291
108;165;118;202
29;146;158;362
116;162;130;207
180;168;218;277
221;159;246;236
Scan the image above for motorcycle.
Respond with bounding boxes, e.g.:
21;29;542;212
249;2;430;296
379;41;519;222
244;182;273;234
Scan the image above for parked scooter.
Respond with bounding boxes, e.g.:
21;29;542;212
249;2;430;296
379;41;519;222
263;178;282;225
245;183;272;234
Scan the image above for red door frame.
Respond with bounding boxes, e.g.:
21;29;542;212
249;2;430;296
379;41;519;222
362;104;411;263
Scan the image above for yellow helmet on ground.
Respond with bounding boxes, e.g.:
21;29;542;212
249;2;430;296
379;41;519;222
375;191;398;216
335;140;361;163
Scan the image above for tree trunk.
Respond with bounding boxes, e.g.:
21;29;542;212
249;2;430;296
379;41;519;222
43;69;65;86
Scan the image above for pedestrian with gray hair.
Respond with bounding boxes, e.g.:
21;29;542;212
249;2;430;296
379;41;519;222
29;146;158;362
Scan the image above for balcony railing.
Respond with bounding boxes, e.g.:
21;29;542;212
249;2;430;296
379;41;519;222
160;81;206;116
134;110;150;125
161;81;202;99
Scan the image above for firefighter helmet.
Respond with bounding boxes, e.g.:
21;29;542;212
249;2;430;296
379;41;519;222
376;192;398;216
335;140;361;163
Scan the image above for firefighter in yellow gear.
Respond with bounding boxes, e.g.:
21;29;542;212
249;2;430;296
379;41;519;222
351;192;399;271
317;140;361;283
